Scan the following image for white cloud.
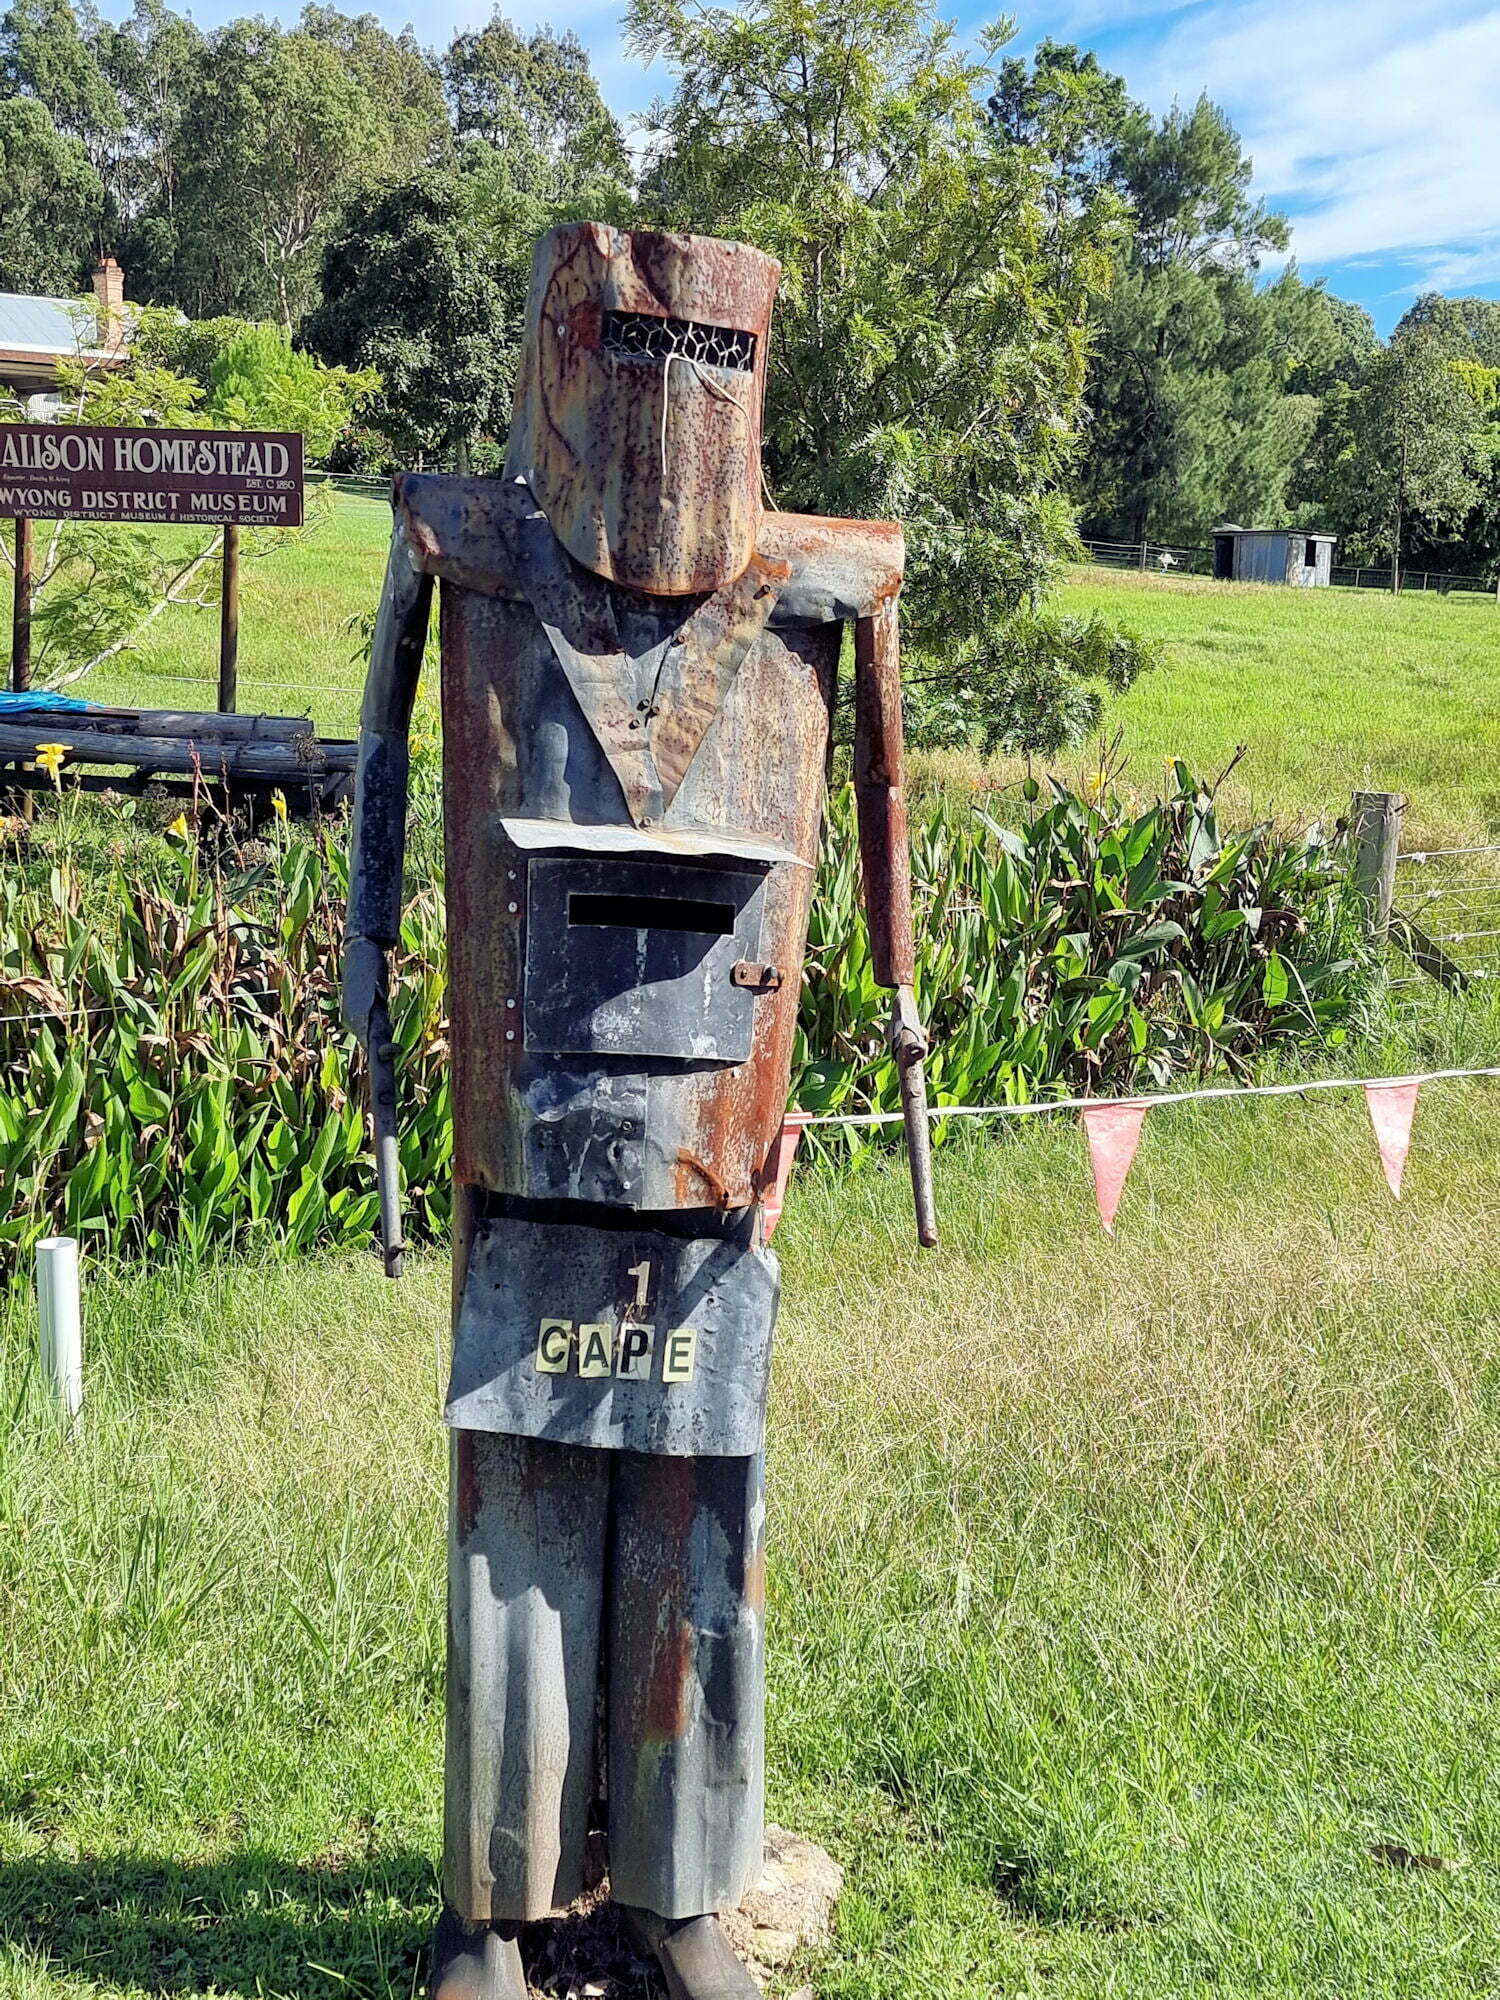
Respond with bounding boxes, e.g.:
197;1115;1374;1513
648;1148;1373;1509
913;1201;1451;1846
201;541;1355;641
1119;0;1500;292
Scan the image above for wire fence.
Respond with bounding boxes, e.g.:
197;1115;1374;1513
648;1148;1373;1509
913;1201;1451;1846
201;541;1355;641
1079;538;1495;596
1394;841;1500;983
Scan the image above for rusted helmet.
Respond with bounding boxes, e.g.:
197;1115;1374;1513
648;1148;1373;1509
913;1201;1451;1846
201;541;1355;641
503;223;780;596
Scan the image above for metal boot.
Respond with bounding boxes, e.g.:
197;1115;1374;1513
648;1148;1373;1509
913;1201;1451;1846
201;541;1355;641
619;1906;762;2000
427;1907;527;2000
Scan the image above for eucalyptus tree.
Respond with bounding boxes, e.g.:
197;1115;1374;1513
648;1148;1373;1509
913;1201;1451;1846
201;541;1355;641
627;0;1157;753
1300;331;1483;590
443;11;628;194
0;92;103;291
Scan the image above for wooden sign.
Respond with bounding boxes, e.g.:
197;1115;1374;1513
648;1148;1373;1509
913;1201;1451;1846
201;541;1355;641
0;423;304;527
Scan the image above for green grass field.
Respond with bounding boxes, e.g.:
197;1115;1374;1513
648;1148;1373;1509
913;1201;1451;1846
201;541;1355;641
3;505;1500;1997
1065;569;1500;852
4;488;394;740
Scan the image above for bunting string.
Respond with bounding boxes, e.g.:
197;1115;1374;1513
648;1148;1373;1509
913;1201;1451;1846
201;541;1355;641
791;1063;1500;1128
778;1063;1499;1230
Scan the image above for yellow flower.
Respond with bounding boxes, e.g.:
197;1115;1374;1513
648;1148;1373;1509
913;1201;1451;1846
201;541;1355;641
168;812;190;840
1087;770;1107;798
410;732;428;757
271;789;288;822
33;742;70;790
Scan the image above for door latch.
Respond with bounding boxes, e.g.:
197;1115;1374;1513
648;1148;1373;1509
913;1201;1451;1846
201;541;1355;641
730;960;783;992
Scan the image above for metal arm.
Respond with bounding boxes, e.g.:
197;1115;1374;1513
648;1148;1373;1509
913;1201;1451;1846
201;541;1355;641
853;597;938;1249
344;512;433;1278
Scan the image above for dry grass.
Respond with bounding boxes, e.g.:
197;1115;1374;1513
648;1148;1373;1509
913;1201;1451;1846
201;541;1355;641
3;1074;1500;1995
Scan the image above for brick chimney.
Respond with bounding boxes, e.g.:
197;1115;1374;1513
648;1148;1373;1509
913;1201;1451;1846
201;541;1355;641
92;256;126;353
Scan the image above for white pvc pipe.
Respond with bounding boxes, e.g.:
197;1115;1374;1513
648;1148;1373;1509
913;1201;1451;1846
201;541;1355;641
36;1236;82;1425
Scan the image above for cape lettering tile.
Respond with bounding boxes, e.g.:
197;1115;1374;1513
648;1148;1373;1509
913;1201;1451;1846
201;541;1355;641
577;1323;614;1377
616;1323;656;1380
662;1327;699;1383
535;1319;573;1373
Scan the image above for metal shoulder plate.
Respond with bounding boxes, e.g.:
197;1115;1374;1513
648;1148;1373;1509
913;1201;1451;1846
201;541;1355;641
394;473;905;625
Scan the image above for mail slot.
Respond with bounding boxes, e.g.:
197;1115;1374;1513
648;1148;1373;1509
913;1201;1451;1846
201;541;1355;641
523;855;767;1060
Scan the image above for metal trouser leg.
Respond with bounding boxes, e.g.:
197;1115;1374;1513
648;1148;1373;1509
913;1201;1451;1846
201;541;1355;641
443;1428;612;1922
606;1450;767;1919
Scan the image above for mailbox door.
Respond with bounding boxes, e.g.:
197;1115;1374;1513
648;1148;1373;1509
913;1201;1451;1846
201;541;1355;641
523;856;765;1062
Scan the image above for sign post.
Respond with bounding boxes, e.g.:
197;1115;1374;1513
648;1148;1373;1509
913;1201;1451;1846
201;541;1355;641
0;424;304;711
218;525;240;713
10;515;33;693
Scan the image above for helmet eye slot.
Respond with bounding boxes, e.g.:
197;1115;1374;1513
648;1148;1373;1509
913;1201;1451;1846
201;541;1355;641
602;310;757;373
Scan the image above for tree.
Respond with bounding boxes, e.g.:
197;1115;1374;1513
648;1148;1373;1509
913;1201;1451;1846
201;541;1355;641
122;304;375;456
126;11;447;325
627;0;1155;754
1300;331;1482;590
1071;82;1300;542
203;324;374;460
989;37;1128;199
298;4;449;166
993;47;1356;544
443;12;628;194
85;0;204;260
306;170;507;468
1367;300;1500;576
181;25;388;326
1283;288;1380;396
1;0;120;155
0;94;103;291
1396;293;1500;368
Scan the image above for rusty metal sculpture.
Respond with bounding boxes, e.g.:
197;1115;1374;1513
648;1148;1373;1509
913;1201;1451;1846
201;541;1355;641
344;222;936;2000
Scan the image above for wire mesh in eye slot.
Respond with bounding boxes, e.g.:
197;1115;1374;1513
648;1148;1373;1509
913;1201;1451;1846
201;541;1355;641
602;310;757;373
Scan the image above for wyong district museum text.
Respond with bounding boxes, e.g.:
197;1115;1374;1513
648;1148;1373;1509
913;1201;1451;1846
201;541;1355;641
0;423;305;526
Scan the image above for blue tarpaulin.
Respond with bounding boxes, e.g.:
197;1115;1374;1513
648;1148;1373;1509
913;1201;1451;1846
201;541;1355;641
0;691;95;714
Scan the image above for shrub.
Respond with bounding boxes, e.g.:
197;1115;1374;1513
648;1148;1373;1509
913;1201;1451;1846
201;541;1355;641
799;763;1369;1128
0;824;448;1269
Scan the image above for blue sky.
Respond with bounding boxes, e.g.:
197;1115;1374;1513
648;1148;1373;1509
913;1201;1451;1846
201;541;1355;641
103;0;1500;333
1018;0;1500;332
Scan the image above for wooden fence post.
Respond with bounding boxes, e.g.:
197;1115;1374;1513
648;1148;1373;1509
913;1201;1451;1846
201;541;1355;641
218;524;240;713
1351;790;1406;940
10;515;33;693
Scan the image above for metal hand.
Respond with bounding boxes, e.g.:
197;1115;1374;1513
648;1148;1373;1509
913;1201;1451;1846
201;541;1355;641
890;985;938;1249
343;934;405;1279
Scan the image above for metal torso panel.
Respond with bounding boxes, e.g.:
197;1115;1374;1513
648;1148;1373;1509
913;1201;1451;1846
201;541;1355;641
440;562;840;1212
446;1207;778;1454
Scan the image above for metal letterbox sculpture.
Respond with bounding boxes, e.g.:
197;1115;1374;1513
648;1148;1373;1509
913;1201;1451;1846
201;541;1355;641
344;223;936;2000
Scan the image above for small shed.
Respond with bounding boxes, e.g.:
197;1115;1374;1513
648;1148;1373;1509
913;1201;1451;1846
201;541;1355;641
1212;525;1336;587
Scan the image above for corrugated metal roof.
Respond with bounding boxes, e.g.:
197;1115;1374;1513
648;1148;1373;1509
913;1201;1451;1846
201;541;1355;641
0;293;92;355
1218;523;1337;540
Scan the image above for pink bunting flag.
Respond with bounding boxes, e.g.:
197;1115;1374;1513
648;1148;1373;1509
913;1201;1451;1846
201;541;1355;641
1081;1101;1149;1233
761;1116;808;1241
1364;1080;1420;1198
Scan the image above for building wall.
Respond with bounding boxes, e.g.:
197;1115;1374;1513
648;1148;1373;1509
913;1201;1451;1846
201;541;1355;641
1286;536;1333;587
1228;531;1332;587
1231;532;1290;584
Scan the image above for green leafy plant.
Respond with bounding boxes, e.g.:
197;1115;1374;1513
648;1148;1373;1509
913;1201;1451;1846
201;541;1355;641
795;759;1371;1136
0;814;449;1269
0;757;1369;1272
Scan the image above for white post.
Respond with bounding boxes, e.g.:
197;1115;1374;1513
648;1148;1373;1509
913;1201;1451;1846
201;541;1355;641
36;1235;83;1425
